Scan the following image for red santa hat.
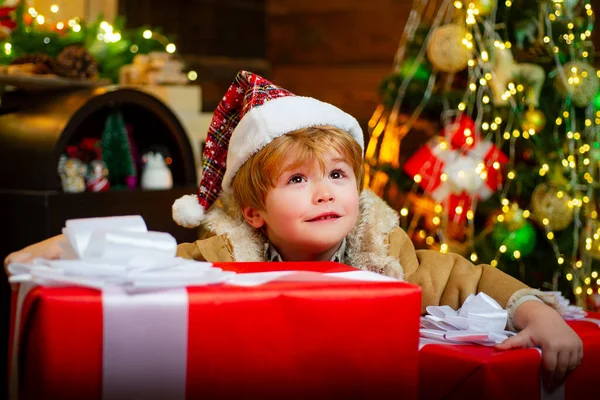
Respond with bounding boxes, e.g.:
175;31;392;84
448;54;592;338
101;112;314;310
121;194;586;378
172;70;364;228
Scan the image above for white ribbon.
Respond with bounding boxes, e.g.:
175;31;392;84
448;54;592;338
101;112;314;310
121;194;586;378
8;215;399;400
420;292;516;346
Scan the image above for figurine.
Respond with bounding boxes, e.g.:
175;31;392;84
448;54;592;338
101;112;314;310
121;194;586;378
140;152;173;190
86;160;110;192
58;157;86;193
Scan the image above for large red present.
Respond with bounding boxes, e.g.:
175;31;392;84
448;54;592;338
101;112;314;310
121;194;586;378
9;261;421;400
418;312;600;400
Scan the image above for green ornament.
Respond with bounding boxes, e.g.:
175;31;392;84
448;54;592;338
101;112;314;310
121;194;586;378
492;216;537;259
399;57;431;82
593;90;600;110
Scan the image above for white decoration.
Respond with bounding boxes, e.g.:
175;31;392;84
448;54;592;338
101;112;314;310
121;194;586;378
444;155;485;194
420;292;516;346
141;152;173;190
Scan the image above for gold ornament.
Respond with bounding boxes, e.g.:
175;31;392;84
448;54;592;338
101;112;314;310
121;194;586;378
521;108;546;133
427;24;472;73
469;0;497;16
581;220;600;260
555;61;600;107
531;183;574;231
489;46;545;107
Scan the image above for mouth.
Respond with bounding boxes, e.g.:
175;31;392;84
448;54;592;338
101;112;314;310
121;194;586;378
306;212;342;222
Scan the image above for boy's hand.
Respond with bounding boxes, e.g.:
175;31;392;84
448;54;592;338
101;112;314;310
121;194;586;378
3;234;66;275
495;300;583;391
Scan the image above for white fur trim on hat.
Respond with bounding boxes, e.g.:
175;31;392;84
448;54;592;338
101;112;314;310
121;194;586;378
172;194;205;228
221;96;363;193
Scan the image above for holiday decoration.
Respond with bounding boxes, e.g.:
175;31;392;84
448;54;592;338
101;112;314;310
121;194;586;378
54;45;99;80
140;152;173;190
85;160;110;192
427;24;471;73
403;116;509;222
531;183;574;232
58;156;86;193
489;46;545;107
0;2;194;84
100;111;137;189
9;53;56;75
470;0;497;16
365;0;600;301
555;60;600;107
521;107;546;134
492;206;537;259
581;220;600;260
398;57;431;82
120;52;188;85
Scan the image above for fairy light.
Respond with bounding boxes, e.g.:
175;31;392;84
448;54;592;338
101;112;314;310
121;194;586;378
143;30;153;39
51;4;59;13
566;273;573;281
36;15;45;24
188;71;198;81
470;253;478;262
28;7;38;17
432;216;441;225
505;0;512;6
587;288;593;295
56;22;64;29
513;251;521;259
558;256;564;264
414;174;422;183
73;24;81;32
499;245;507;253
426;236;435;246
575;286;583;295
491;260;498;267
400;208;409;217
454;1;463;8
440;244;449;253
166;43;177;53
522;210;531;218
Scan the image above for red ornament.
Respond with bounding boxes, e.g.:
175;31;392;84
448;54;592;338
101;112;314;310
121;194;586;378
404;116;509;223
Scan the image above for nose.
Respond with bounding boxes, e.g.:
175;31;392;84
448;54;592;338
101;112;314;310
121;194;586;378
314;181;335;204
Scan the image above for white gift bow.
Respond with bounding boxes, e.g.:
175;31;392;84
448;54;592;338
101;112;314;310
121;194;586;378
420;292;516;346
8;215;235;289
547;291;587;321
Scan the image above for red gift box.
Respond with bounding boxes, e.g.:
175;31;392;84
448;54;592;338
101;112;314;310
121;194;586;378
418;312;600;400
9;262;421;400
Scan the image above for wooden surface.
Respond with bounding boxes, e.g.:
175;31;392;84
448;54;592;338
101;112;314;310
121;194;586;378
267;0;414;126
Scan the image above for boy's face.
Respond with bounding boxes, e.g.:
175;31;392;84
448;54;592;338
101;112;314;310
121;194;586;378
243;148;360;260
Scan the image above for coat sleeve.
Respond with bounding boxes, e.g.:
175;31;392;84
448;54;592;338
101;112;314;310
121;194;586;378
385;227;559;330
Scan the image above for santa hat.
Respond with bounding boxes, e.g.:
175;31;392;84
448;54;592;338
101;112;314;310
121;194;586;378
172;70;364;228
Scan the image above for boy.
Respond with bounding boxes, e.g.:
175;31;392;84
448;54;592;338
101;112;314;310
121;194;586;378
5;71;582;390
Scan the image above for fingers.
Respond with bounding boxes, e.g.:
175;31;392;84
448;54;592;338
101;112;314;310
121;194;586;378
495;331;534;350
4;251;33;274
541;349;558;391
552;349;571;385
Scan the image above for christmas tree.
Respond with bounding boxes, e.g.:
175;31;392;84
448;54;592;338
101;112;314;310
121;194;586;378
366;0;600;308
101;111;136;189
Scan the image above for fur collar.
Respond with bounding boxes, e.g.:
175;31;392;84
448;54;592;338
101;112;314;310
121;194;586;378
201;189;404;279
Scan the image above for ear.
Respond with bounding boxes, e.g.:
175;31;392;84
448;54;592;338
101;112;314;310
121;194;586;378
242;207;265;229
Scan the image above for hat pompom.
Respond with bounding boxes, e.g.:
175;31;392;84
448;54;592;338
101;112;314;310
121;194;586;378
172;194;205;228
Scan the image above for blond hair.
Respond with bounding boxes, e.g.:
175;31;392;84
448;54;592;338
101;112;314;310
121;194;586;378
232;126;363;210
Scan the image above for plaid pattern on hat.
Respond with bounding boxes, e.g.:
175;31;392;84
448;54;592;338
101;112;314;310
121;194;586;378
198;71;292;212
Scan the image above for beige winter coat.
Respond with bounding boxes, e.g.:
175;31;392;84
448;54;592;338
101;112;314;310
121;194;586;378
177;189;556;329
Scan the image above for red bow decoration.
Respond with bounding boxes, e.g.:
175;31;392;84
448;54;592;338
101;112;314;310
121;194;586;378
403;115;509;222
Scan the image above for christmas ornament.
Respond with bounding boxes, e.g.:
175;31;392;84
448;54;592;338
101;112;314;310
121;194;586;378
101;111;137;189
489;46;545;107
531;183;574;231
8;53;58;75
141;152;173;190
581;220;600;260
399;57;431;82
555;61;599;108
593;90;600;110
58;157;86;193
427;24;472;73
521;108;546;133
404;115;509;222
469;0;496;16
85;160;110;192
492;209;537;259
55;45;99;80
